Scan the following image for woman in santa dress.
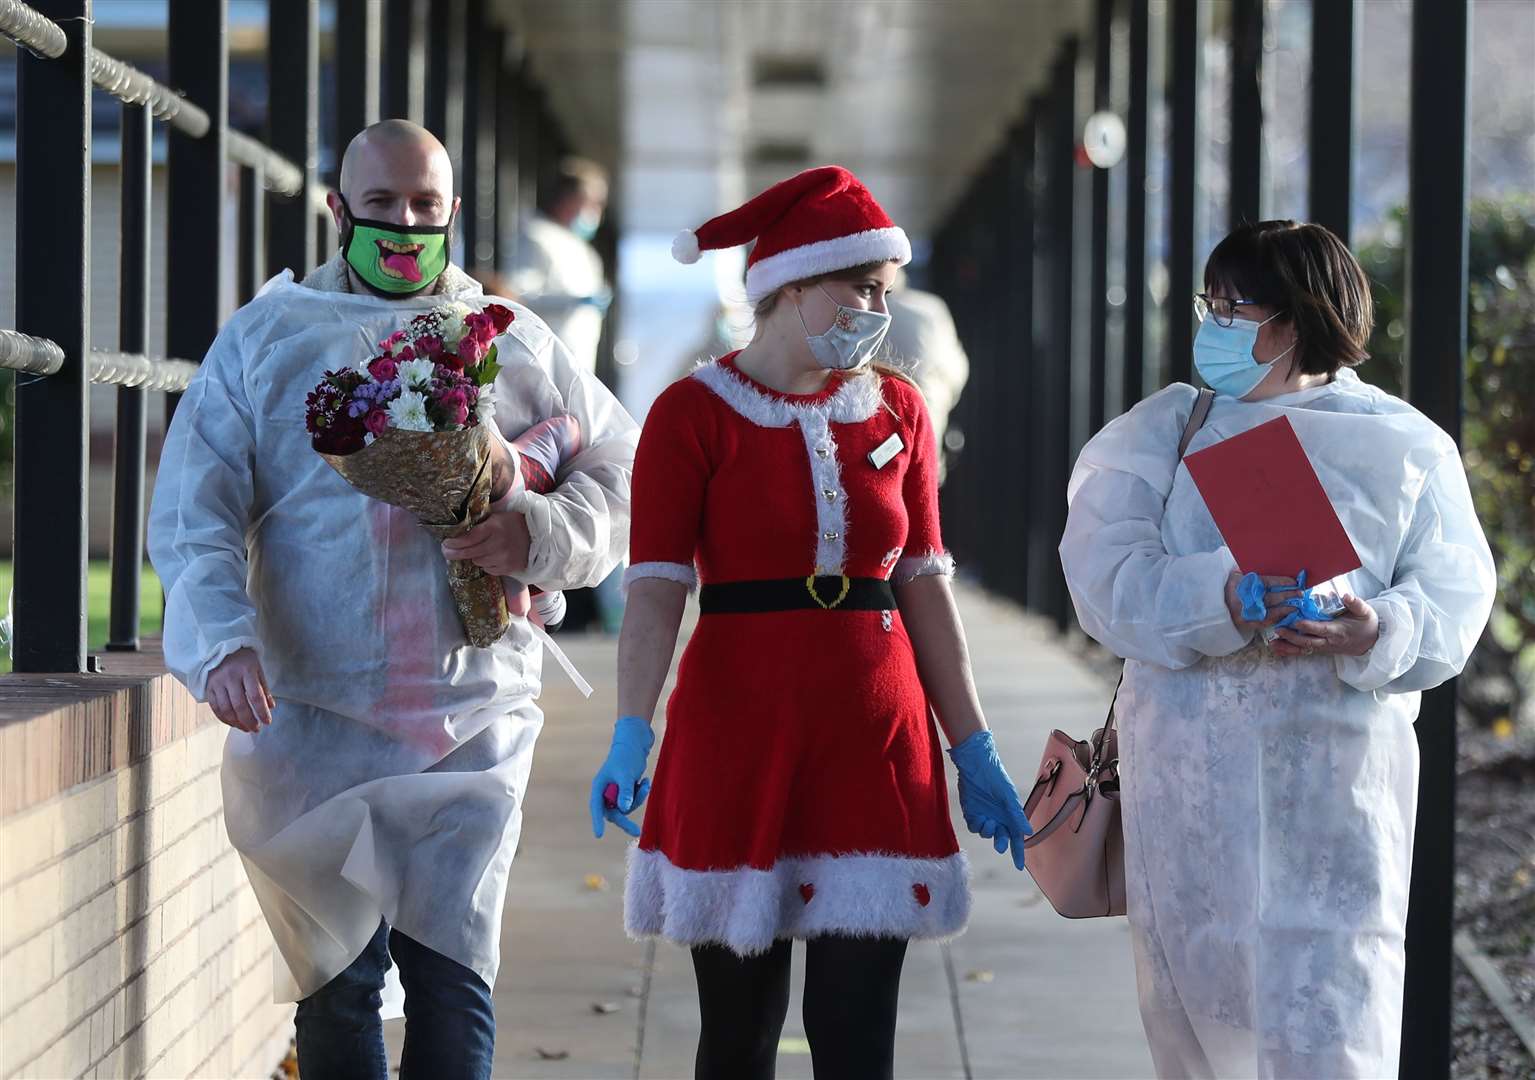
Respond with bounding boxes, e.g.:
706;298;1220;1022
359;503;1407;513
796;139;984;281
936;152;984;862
588;166;1035;1080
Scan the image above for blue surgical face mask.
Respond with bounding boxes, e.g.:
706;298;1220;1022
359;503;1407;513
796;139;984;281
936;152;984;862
797;285;891;371
571;208;601;242
1193;310;1295;398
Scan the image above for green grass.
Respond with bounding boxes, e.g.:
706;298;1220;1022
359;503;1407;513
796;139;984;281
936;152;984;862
0;560;163;674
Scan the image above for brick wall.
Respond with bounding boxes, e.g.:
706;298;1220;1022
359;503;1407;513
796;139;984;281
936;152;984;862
0;648;294;1079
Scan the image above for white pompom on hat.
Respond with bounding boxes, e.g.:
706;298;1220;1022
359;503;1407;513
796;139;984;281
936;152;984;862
670;166;911;301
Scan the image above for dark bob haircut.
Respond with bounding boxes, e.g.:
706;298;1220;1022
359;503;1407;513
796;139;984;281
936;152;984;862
1203;220;1374;376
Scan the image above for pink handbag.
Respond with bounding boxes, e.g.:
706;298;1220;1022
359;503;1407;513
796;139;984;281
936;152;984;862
1022;388;1214;919
1021;682;1126;918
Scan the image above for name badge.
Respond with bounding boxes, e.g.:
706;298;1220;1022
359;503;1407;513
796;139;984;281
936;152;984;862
868;433;904;470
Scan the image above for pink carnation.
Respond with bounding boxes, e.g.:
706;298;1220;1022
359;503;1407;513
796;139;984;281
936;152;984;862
379;330;407;354
363;408;390;436
439;388;470;426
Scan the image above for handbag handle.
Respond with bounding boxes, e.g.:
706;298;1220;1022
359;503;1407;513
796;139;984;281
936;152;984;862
1178;387;1215;458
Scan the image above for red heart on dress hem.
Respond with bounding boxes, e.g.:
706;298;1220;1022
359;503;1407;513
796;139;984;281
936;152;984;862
799;883;815;904
913;883;931;907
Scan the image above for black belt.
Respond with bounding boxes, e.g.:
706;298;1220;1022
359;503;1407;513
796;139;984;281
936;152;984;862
699;576;896;614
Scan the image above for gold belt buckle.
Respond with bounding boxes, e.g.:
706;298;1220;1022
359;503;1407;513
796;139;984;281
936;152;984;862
805;574;851;610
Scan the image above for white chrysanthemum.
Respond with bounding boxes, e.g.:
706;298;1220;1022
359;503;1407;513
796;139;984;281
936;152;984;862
385;390;432;432
475;388;496;423
395;357;436;390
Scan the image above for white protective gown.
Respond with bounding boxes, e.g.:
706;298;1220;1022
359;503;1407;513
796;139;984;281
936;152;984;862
1059;370;1495;1079
148;257;637;1002
506;213;607;375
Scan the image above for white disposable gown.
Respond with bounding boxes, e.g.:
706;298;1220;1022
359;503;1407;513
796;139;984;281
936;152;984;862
148;259;637;1002
1059;370;1495;1079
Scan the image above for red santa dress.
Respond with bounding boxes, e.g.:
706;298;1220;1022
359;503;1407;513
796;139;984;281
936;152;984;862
623;351;968;956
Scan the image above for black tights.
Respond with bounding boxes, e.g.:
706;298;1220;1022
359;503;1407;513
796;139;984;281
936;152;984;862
690;936;909;1080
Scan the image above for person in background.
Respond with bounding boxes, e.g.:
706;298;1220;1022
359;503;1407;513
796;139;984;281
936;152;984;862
1059;220;1495;1078
507;157;624;632
882;269;969;482
506;156;612;377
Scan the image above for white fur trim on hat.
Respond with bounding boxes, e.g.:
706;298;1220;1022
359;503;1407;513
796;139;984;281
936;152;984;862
671;229;702;264
744;226;912;301
625;846;971;956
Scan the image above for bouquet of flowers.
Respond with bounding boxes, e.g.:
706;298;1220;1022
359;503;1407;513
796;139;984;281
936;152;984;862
305;300;517;647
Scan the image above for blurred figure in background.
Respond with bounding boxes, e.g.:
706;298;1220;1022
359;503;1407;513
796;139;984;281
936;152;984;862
506;157;612;376
882;270;969;482
507;158;622;631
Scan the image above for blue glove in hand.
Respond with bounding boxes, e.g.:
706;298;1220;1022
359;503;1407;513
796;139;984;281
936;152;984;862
590;716;654;839
947;730;1034;871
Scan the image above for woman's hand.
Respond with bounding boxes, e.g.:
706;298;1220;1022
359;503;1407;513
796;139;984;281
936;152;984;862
1224;572;1302;636
1271;593;1380;658
947;730;1034;871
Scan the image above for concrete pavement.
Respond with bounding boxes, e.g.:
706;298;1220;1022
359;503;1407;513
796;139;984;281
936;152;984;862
385;583;1154;1079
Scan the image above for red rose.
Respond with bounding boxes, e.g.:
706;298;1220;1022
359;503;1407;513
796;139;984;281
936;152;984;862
395;344;416;362
364;408;390;436
368;356;398;382
458;336;486;365
439;388;470;427
416;333;444;358
436;351;466;372
484;304;514;332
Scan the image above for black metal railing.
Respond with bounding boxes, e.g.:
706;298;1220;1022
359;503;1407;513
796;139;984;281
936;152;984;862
928;1;1471;1071
4;0;579;674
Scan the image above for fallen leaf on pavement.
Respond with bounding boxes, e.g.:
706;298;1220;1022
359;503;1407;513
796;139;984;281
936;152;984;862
964;969;995;983
535;1048;571;1061
591;1001;621;1014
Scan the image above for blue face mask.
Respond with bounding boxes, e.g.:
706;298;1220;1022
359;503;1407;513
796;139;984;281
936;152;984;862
571;208;601;242
1193;310;1294;398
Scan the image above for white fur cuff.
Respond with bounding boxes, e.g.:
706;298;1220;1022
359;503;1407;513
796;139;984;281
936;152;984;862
625;847;970;957
893;550;956;583
624;561;699;592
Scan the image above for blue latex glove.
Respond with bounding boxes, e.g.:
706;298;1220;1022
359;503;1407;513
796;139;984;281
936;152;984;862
590;716;654;839
1237;569;1339;630
947;730;1034;871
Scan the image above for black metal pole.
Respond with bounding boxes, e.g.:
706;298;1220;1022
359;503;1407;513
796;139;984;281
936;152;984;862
462;0;494;272
1309;0;1357;241
1166;0;1200;387
12;0;92;673
425;0;467;180
1088;0;1113;436
1123;0;1149;406
519;82;544;220
336;0;382;158
1048;40;1079;633
1229;0;1263;229
494;50;521;269
238;165;266;304
1400;3;1471;1075
107;102;152;652
167;1;227;386
1027;94;1052;615
1006;113;1036;608
267;0;318;277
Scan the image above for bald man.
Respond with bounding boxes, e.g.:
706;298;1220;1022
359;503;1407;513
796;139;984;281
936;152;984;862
148;119;637;1079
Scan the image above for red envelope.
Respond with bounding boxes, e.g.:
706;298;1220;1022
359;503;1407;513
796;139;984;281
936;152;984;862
1183;415;1362;581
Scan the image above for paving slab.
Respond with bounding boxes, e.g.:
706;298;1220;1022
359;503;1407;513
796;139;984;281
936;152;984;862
381;583;1154;1079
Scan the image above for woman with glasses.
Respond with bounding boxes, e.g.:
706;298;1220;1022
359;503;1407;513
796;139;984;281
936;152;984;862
1059;220;1495;1078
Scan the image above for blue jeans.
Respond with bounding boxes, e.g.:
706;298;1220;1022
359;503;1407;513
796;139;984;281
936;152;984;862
294;920;494;1080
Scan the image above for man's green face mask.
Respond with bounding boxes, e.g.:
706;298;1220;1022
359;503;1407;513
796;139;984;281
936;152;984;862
338;193;454;295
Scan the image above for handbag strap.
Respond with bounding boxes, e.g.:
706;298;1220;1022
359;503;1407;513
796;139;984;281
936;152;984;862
1178;387;1215;458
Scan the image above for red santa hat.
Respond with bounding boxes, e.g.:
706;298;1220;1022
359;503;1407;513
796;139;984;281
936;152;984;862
671;165;911;302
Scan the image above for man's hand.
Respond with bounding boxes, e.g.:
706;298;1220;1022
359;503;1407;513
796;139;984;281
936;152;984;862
206;647;274;732
441;511;531;577
1271;593;1380;658
1225;572;1301;636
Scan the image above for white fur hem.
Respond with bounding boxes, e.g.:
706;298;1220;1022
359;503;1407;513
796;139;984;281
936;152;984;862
625;847;970;956
624;561;699;592
892;550;956;583
744;227;912;301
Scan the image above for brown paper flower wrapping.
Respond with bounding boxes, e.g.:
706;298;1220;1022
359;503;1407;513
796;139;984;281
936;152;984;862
320;424;510;647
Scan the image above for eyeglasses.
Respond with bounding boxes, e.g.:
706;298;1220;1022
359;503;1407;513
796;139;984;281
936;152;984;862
1193;293;1260;327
